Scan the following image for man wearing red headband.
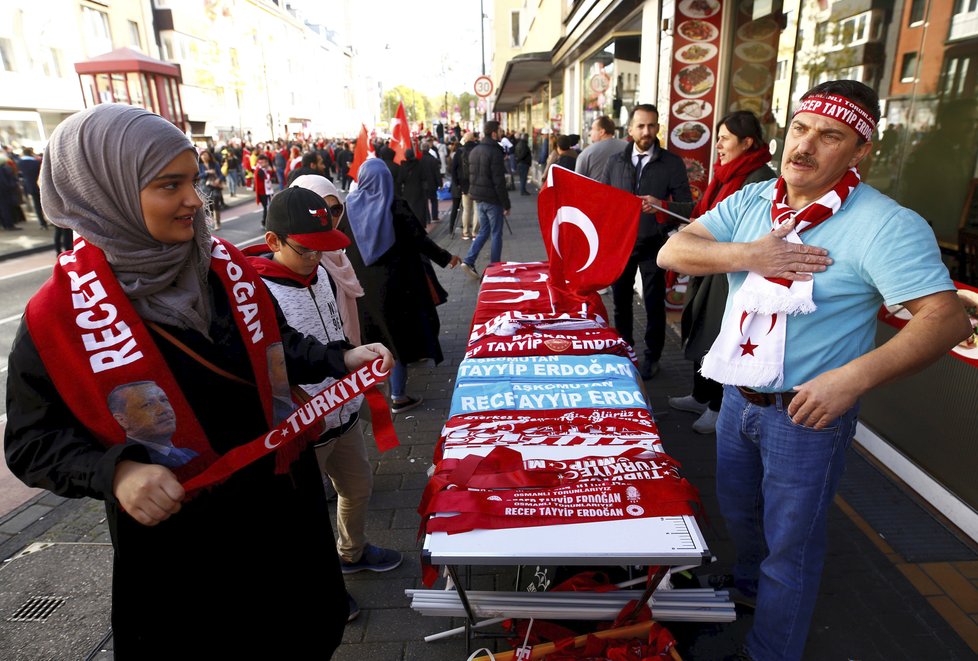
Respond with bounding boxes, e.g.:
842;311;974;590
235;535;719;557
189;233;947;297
659;80;971;661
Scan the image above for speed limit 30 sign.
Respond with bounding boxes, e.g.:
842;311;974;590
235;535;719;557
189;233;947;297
474;75;494;98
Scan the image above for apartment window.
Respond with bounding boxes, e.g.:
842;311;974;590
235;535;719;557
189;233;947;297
955;0;978;14
901;52;918;82
909;0;926;25
39;47;63;77
776;59;789;80
82;6;112;56
511;10;521;47
0;38;16;72
129;21;142;49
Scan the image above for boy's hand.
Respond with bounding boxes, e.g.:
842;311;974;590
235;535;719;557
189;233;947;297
449;255;461;268
343;343;394;374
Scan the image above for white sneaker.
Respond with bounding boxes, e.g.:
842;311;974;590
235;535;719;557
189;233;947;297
692;408;719;434
668;394;708;414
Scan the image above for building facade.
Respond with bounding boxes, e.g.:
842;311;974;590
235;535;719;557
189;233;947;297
0;0;370;150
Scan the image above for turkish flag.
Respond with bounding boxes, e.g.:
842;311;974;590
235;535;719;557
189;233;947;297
537;165;641;301
390;101;411;164
349;124;371;182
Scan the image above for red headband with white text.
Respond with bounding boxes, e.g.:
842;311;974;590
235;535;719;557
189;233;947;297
793;93;876;142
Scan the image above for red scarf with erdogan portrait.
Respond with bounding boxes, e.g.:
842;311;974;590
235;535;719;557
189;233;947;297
26;236;397;499
25;237;291;485
701;168;861;388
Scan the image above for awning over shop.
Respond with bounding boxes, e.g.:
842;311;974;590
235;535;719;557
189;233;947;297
494;52;562;112
74;47;181;79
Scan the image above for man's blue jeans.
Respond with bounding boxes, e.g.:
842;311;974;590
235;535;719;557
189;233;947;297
716;385;859;661
465;202;504;266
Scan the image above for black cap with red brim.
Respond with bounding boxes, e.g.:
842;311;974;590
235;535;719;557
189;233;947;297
266;187;351;251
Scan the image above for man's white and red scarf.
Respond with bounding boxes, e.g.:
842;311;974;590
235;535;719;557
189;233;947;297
701;168;861;388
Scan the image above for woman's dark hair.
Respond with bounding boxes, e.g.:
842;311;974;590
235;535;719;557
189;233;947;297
716;110;765;151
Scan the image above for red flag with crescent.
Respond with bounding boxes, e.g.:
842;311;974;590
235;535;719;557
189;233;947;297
538;165;641;300
349;123;370;182
390;102;411;164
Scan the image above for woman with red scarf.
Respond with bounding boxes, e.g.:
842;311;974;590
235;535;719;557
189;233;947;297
670;111;775;434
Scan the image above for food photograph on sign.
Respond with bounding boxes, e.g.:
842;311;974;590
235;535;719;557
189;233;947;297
674;64;715;98
672;99;713;121
671;122;711;150
676;42;718;64
682;157;707;184
677;19;719;42
678;0;721;18
732;63;774;96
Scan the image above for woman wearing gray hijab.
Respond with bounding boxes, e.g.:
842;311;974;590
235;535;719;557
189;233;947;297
4;104;392;658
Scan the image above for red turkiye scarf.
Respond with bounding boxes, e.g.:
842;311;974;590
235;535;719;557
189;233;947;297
26;236;396;497
701;168;861;388
693;147;772;218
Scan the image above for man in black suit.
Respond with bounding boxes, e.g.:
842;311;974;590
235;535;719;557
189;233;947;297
602;104;693;379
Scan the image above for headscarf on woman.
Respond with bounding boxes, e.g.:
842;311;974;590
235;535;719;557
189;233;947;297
39;103;212;336
344;158;396;266
290;173;365;344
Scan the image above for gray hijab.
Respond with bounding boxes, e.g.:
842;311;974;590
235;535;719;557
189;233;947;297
40;104;212;336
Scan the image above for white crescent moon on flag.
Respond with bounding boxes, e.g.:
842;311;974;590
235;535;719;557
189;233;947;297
480;289;541;304
551;206;599;272
264;430;284;450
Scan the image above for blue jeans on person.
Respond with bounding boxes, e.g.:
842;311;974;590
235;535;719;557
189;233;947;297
716;385;859;661
390;361;407;399
517;162;530;193
465;202;504;267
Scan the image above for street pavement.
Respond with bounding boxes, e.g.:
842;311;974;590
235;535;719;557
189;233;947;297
1;184;978;659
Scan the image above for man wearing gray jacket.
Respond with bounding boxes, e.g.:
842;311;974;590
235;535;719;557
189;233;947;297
576;116;627;181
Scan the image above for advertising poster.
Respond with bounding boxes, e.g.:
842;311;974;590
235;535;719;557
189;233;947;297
668;0;725;205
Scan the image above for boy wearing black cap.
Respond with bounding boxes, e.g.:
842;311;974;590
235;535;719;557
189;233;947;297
244;187;403;623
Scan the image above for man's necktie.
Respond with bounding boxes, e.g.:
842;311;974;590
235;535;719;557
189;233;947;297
634;153;646;193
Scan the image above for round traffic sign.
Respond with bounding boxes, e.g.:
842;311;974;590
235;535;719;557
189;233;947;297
474;75;494;98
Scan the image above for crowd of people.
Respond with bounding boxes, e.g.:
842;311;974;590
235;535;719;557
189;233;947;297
3;78;969;661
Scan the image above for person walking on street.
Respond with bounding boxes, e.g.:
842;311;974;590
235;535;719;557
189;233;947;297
455;132;478;239
514;132;533;195
658;80;971;661
461;121;511;279
18;147;46;229
602;104;693;379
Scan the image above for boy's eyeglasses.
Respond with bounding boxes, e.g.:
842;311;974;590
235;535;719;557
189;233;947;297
327;203;344;218
283;240;322;259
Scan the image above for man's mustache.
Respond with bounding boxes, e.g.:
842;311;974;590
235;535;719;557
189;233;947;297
790;154;817;168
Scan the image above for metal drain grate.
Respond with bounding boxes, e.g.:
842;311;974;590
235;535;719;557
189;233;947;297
8;596;67;622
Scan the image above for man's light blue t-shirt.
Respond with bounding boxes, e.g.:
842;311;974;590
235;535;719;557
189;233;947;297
698;179;955;391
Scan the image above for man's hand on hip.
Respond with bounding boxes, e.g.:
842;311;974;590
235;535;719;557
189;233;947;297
788;367;861;429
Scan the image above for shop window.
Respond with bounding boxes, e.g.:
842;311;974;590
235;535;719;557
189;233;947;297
901;52;919;82
909;0;926;26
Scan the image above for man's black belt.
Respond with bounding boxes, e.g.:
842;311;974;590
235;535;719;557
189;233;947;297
736;386;797;408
